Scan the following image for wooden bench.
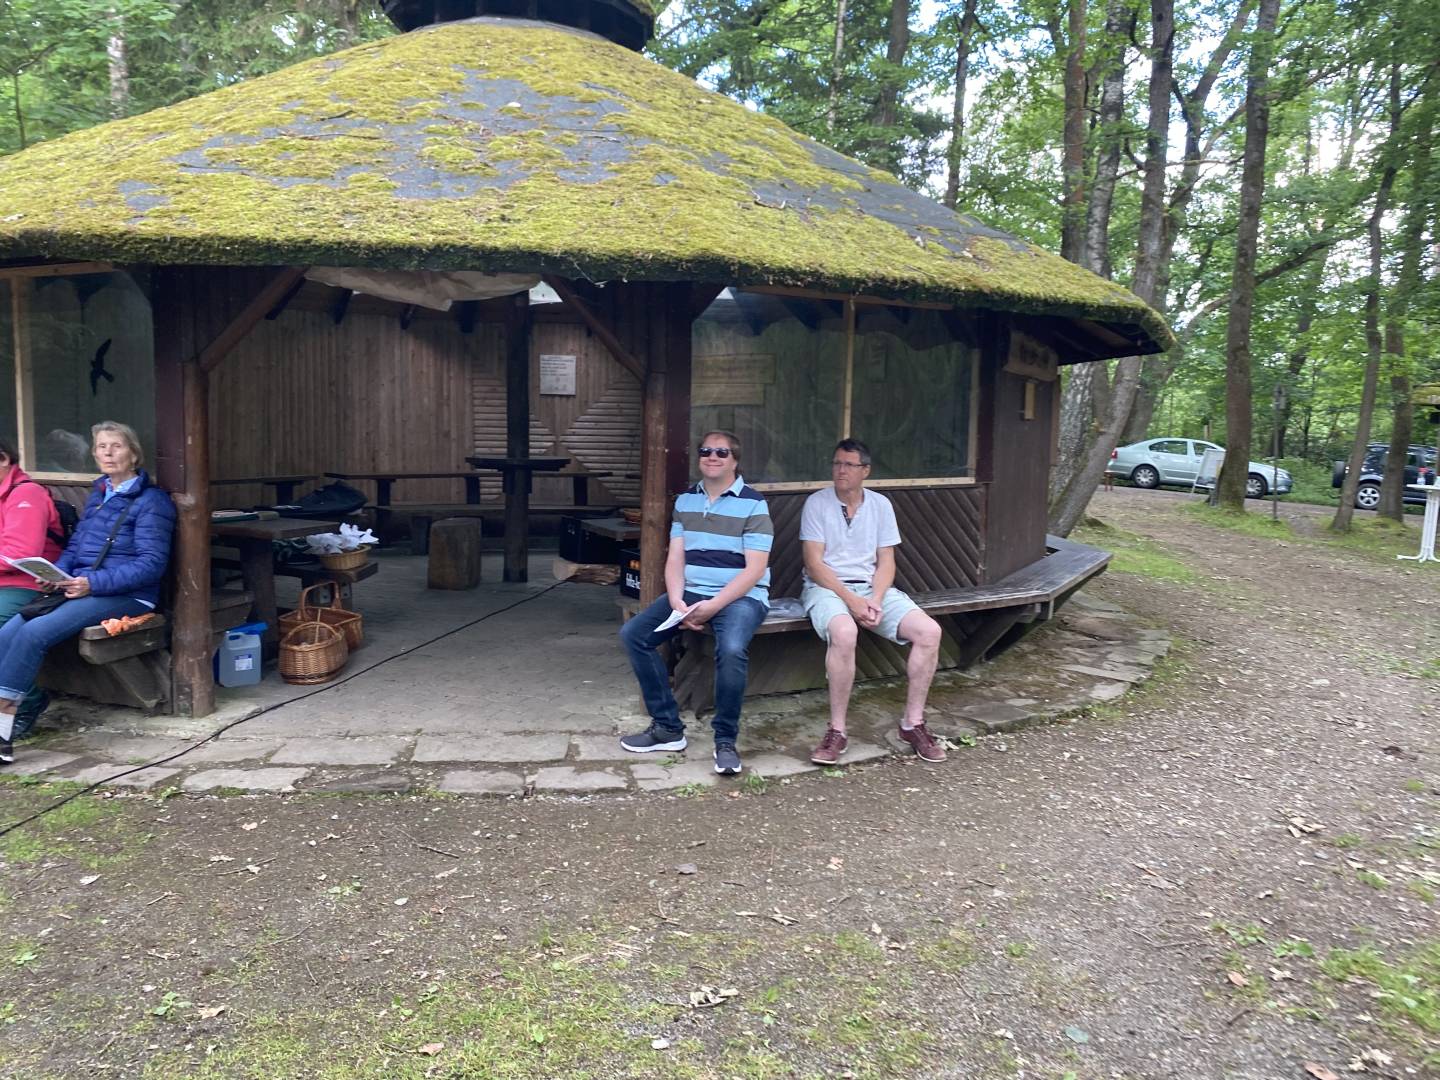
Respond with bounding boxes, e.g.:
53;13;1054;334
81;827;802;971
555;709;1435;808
395;503;619;554
273;557;379;593
37;588;255;713
662;527;1110;712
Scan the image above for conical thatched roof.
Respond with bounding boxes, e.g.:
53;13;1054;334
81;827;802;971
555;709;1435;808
0;17;1171;355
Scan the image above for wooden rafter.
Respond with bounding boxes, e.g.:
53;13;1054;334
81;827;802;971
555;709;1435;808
0;261;114;279
541;274;645;381
196;266;308;374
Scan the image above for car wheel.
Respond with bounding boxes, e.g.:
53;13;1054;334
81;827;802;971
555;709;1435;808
1131;464;1160;489
1246;474;1267;498
1355;482;1381;511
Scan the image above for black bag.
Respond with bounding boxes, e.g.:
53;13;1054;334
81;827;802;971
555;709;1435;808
21;482;79;548
18;500;133;621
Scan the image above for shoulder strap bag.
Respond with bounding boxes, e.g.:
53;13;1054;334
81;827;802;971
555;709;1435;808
17;499;134;621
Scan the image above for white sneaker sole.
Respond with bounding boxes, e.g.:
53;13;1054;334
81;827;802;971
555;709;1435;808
621;737;687;754
713;757;742;775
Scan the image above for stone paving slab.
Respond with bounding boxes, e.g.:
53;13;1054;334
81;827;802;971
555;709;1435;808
9;751;81;776
412;733;569;763
630;760;721;792
437;770;524;796
57;764;181;790
270;737;410;766
1060;664;1148;684
182;768;311;793
570;735;635;761
529;766;628;793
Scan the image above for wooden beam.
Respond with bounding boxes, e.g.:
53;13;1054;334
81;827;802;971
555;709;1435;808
0;261;113;279
745;283;951;310
10;278;35;471
330;288;353;326
541;275;646;382
688;283;725;322
399;303;417;330
195;266;306;375
263;274;305;320
502;293;533;583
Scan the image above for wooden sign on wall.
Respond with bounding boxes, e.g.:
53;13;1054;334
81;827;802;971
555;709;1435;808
540;354;577;395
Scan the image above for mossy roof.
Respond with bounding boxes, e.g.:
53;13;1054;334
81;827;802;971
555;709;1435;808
0;17;1172;355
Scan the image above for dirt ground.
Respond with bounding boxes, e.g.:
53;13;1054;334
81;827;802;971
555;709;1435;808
0;488;1435;1079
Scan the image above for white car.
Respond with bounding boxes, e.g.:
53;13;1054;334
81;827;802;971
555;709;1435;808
1106;438;1292;498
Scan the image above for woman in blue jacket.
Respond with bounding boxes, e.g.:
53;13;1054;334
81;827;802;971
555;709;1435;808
0;421;175;763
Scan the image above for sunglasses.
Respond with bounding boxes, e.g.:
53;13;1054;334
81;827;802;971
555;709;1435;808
697;447;732;458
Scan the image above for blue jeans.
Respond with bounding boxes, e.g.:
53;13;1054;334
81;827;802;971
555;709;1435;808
619;591;768;744
0;595;149;702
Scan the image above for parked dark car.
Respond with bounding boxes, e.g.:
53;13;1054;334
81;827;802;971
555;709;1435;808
1332;444;1437;509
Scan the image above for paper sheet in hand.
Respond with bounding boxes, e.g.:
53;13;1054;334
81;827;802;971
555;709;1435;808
2;556;69;584
653;607;689;634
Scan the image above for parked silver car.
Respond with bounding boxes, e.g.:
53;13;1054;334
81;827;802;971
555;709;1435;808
1106;438;1292;498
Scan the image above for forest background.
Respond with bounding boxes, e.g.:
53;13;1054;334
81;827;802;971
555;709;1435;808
0;0;1435;530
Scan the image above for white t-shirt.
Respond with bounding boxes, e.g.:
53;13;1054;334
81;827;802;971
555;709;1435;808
799;487;902;587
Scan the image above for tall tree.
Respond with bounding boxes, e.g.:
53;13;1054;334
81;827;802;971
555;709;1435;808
1216;0;1281;509
941;0;980;210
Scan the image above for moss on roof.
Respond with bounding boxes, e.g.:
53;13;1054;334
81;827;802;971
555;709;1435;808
0;17;1171;352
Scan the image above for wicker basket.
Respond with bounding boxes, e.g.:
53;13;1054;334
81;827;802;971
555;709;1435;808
319;546;371;570
278;583;364;651
278;620;348;684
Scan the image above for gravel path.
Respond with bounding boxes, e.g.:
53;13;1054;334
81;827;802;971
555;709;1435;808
0;489;1434;1079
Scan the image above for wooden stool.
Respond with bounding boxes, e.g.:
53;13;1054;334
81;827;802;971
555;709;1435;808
427;517;483;590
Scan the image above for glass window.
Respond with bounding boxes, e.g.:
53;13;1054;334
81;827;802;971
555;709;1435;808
1150;440;1188;455
849;306;973;479
23;271;154;476
689;290;975;483
691;290;846;484
0;283;17;449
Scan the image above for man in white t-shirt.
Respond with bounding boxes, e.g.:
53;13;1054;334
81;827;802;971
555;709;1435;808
799;438;945;765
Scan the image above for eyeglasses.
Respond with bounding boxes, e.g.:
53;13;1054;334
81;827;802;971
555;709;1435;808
831;460;868;470
698;447;732;458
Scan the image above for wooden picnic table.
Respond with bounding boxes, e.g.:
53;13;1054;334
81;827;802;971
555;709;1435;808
212;474;317;504
211;516;344;654
324;470;490;506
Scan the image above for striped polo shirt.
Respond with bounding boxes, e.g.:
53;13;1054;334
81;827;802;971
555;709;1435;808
671;476;772;607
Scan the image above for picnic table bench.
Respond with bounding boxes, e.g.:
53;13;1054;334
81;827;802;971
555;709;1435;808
213;474;318;505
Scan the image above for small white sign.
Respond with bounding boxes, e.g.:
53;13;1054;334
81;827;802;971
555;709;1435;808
540;354;577;395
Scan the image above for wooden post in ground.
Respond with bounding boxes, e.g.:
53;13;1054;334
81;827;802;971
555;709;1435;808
503;291;533;582
153;267;214;718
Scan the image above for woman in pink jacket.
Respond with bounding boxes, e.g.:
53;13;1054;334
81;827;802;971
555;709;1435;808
0;438;64;743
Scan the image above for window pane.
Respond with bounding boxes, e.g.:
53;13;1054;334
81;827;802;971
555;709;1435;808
26;271;154;475
691;290;845;483
0;283;17;450
849;307;973;479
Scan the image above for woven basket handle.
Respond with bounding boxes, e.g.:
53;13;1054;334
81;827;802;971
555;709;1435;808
280;621;342;646
296;582;338;618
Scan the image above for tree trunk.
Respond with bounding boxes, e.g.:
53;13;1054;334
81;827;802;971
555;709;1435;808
1049;0;1173;537
827;0;848;133
1377;93;1433;521
1216;0;1280;510
106;9;129;119
1332;63;1402;533
1058;0;1088;265
1084;0;1130;280
942;0;979;210
11;73;24;150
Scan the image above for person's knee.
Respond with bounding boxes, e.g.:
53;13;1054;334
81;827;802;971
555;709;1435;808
909;614;942;650
827;616;858;652
619;619;647;651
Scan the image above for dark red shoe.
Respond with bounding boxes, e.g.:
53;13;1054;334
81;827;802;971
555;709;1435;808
898;722;946;762
810;727;849;765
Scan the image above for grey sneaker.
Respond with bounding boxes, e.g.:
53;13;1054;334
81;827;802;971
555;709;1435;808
713;742;742;775
620;725;687;753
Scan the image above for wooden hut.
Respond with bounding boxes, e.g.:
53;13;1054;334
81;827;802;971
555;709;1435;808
0;0;1172;718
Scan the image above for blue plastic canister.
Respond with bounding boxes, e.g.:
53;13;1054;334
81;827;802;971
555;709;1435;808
215;622;266;687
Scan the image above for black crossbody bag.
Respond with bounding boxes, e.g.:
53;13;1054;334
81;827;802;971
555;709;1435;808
18;501;134;621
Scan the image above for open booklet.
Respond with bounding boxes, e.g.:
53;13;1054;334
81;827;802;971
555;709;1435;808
1;556;71;585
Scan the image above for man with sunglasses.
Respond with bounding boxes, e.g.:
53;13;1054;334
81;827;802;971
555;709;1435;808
618;430;771;775
801;438;946;765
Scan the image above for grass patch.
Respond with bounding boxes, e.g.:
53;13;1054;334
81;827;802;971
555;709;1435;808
1321;942;1440;1035
1184;502;1295;540
0;789;144;869
1071;524;1197;583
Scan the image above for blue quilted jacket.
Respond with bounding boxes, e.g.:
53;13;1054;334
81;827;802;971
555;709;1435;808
56;471;176;606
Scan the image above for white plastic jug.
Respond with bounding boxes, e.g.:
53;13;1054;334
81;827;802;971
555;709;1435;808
216;623;264;688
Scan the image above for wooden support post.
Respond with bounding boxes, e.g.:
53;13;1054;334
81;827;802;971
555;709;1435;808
842;298;855;438
153;267;214;718
637;285;665;603
503;292;532;583
10;277;35;469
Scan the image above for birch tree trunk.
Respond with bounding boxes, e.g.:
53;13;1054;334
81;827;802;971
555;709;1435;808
827;0;848;133
106;10;129;119
1216;0;1280;510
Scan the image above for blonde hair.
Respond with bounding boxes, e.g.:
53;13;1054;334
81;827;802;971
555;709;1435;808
91;421;145;469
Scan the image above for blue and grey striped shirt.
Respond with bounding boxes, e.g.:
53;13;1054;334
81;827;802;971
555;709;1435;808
670;476;772;607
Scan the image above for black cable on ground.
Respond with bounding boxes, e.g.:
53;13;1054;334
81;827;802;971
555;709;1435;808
0;578;571;838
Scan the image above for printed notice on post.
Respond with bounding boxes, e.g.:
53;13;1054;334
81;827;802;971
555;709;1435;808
540;354;577;395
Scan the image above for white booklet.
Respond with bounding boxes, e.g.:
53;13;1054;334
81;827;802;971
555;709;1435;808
2;556;70;584
653;607;690;634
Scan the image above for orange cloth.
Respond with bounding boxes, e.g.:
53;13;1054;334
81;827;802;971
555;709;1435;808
101;612;159;637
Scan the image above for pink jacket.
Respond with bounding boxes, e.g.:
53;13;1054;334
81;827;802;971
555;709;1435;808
0;467;64;591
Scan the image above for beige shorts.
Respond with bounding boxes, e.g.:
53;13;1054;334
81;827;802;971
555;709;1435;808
801;582;921;645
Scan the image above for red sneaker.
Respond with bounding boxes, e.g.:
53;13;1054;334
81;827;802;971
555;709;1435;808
810;727;849;765
898;722;946;762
